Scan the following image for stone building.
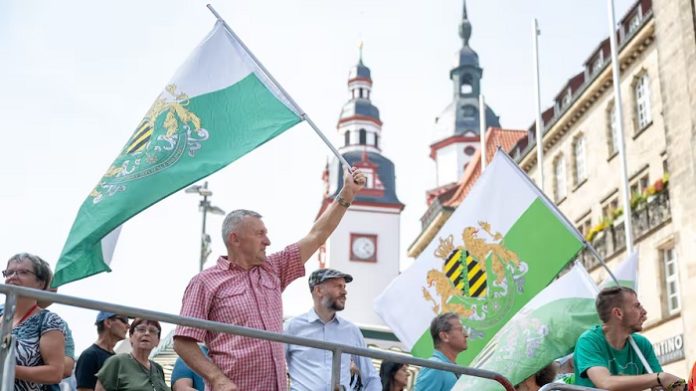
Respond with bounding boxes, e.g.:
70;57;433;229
511;0;696;376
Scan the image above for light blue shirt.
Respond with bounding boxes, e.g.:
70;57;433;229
414;350;458;391
284;308;381;391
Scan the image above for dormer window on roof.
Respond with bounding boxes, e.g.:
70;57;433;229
627;9;643;35
591;53;604;76
562;89;573;108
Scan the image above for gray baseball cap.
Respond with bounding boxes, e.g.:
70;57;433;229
308;268;354;290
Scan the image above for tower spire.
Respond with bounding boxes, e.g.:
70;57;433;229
459;0;472;46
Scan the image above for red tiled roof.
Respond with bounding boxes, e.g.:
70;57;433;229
443;127;527;207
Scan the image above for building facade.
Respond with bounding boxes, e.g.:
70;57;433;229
512;0;696;376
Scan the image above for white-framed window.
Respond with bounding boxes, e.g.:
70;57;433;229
572;135;587;185
662;247;681;315
635;73;652;129
553;156;567;201
607;102;619;155
628;10;643;34
592;53;604;76
562;89;572;108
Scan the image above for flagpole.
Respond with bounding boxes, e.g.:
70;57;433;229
479;93;487;171
607;0;634;252
531;19;545;192
206;4;352;171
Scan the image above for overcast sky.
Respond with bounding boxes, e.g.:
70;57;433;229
0;0;634;354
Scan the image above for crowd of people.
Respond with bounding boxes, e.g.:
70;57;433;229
3;167;696;390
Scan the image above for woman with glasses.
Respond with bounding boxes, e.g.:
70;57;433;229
96;318;170;391
0;253;66;391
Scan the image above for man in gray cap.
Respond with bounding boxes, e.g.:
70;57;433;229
284;268;381;391
75;311;129;391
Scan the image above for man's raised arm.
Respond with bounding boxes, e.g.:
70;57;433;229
297;167;365;262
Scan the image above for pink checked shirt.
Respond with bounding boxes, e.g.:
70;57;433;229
175;244;304;391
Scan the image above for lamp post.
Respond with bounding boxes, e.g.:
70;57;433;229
185;181;225;271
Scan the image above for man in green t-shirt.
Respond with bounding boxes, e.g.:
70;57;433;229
574;286;685;390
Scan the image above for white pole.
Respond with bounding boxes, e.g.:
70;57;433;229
532;19;545;192
479;93;487;171
607;0;649;373
607;0;634;253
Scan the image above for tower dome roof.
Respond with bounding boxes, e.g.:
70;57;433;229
339;99;381;122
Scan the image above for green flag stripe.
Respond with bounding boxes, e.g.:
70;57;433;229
410;197;583;363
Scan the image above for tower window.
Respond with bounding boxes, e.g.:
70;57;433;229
359;88;364;98
344;131;350;147
374;134;379;149
464;146;476;156
359;129;367;145
460;83;473;94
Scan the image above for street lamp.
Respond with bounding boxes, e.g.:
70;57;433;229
185;181;225;271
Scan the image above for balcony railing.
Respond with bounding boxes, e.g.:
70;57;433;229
579;190;671;270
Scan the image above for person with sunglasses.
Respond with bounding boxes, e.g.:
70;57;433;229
0;253;66;391
96;318;169;391
76;311;130;391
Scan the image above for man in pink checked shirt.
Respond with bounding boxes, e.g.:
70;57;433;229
173;167;365;391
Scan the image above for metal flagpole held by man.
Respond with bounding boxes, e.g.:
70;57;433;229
206;4;352;172
532;18;545;192
480;93;487;171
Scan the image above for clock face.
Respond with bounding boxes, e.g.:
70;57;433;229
352;237;376;260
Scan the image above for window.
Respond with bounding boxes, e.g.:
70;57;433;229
572;135;587;185
553;156;567;201
359;129;366;145
359;88;364;99
460;83;473;94
634;73;652;129
627;11;643;34
576;217;592;238
592;53;604;76
374;134;379;149
630;174;649;199
602;196;619;220
344;131;350;146
607;102;620;155
464;146;476;156
562;89;572;108
662;247;681;315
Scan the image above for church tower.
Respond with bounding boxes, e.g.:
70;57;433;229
317;47;404;326
430;0;500;195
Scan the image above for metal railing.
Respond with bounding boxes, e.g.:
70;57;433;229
539;382;605;391
0;284;516;391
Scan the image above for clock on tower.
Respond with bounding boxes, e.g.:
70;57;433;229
350;233;377;262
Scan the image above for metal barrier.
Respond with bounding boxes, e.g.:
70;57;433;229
0;284;516;391
539;382;605;391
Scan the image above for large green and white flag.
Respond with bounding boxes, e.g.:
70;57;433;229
53;22;302;287
374;150;584;364
451;263;600;390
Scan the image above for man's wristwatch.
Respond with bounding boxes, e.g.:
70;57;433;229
336;195;351;208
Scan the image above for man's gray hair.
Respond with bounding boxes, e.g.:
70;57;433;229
221;209;263;245
430;312;460;347
7;253;53;290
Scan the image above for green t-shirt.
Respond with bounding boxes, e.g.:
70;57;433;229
97;353;170;391
574;325;662;388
